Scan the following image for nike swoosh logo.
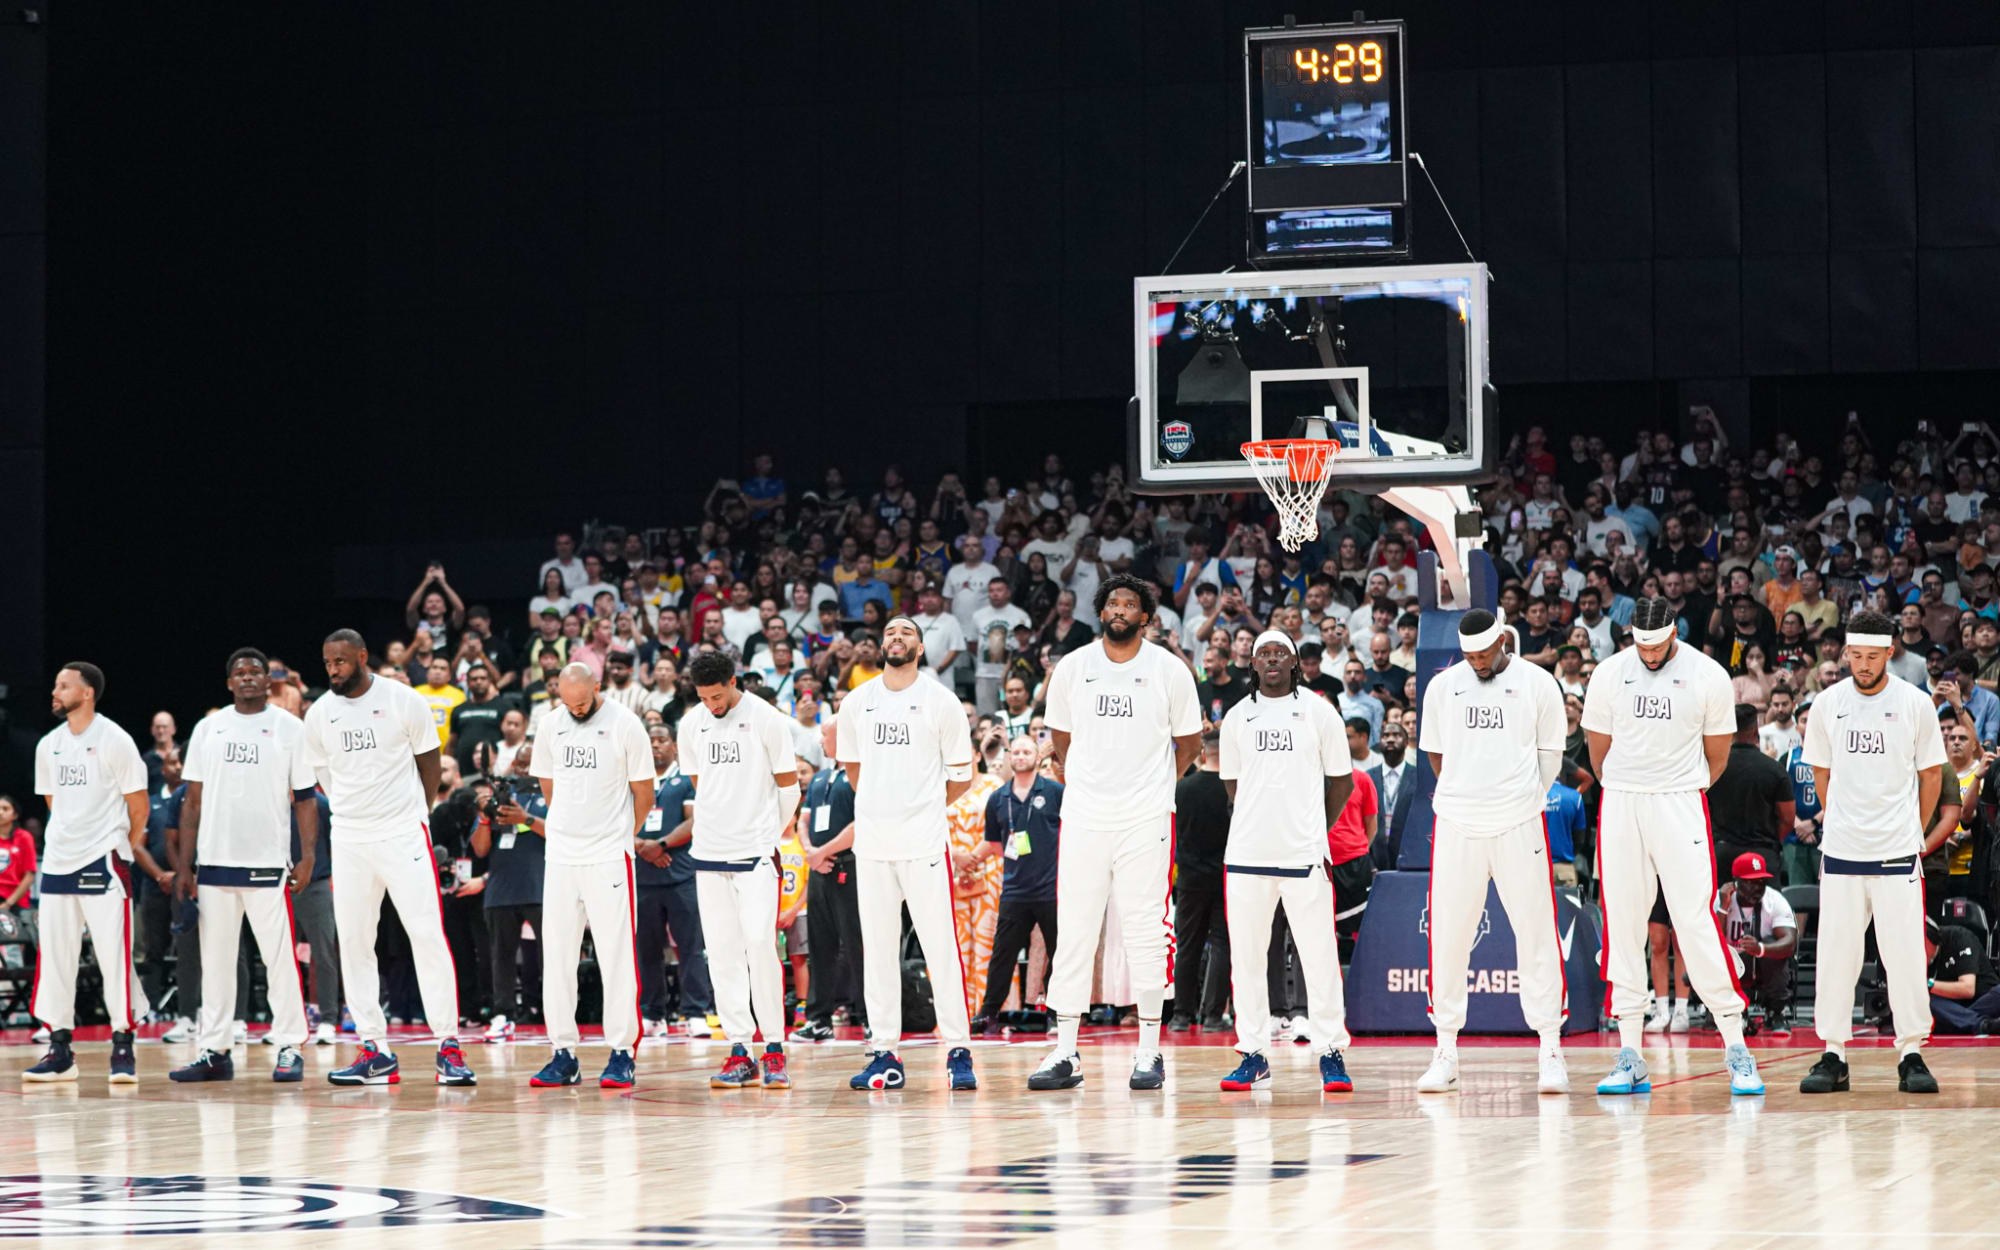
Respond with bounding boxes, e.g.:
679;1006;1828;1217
1559;920;1576;960
1836;712;1849;719
1624;678;1637;684
1084;676;1099;683
330;716;343;723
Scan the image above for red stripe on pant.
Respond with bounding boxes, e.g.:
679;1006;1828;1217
1424;839;1439;1019
941;857;972;1025
111;857;135;1032
416;821;462;1033
1595;810;1615;1020
1162;817;1178;986
1698;794;1749;1012
625;857;643;1046
1539;813;1569;1022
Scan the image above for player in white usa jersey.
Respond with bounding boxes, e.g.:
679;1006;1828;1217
1415;611;1573;1096
168;649;317;1085
1028;574;1202;1093
836;617;978;1092
1215;633;1356;1094
1581;597;1762;1096
681;651;800;1090
1797;610;1949;1096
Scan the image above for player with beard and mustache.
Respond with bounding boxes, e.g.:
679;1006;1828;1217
301;630;476;1087
1027;575;1202;1092
835;616;979;1091
1413;611;1573;1096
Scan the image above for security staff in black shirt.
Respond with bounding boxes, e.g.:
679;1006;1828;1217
1926;917;2000;1034
972;734;1062;1030
793;727;861;1041
1168;733;1231;1030
636;724;712;1032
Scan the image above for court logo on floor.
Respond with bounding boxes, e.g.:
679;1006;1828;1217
0;1176;559;1237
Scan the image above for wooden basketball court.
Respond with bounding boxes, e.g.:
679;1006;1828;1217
4;1026;1996;1246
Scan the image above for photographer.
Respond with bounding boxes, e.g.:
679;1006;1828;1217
636;724;711;1035
467;743;545;1040
426;759;490;1026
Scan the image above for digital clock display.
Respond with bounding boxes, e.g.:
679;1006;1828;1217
1251;28;1402;170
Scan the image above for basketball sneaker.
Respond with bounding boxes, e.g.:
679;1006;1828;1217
1320;1049;1354;1093
1537;1045;1569;1094
329;1041;399;1086
1220;1052;1270;1091
109;1032;137;1085
1799;1051;1849;1093
273;1046;304;1083
1595;1047;1651;1094
1027;1048;1084;1091
789;1020;834;1043
760;1044;789;1090
162;1017;195;1044
946;1047;977;1091
1415;1047;1459;1093
600;1050;636;1090
483;1015;515;1043
314;1023;336;1047
1668;1004;1690;1033
1641;1003;1671;1032
710;1044;756;1089
1897;1052;1938;1094
1129;1052;1165;1090
23;1029;76;1083
530;1049;580;1087
685;1015;714;1039
169;1050;234;1083
850;1051;905;1090
1724;1043;1764;1095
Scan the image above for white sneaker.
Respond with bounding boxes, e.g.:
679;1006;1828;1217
1538;1047;1570;1094
163;1017;194;1044
31;1025;50;1043
685;1016;713;1039
1642;1004;1671;1032
233;1021;249;1045
1416;1047;1460;1093
642;1017;666;1039
483;1015;514;1042
314;1023;336;1046
1669;1004;1690;1033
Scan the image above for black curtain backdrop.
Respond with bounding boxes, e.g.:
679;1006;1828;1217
38;0;2000;737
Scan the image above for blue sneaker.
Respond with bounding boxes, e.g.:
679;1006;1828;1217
109;1032;137;1085
710;1044;757;1089
947;1047;977;1091
1220;1052;1270;1091
850;1051;905;1090
599;1050;636;1090
531;1049;580;1087
170;1050;234;1083
23;1030;76;1083
1129;1052;1165;1090
1319;1049;1353;1092
273;1046;304;1083
1596;1046;1651;1094
328;1041;399;1086
1725;1043;1764;1095
435;1039;476;1086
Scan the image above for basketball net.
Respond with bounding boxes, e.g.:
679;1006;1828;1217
1241;438;1340;552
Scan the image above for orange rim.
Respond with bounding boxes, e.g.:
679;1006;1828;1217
1240;438;1341;484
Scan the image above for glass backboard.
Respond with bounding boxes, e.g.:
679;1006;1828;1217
1129;262;1492;493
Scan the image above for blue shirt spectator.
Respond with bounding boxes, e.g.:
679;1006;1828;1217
289;789;332;883
983;774;1062;904
1782;743;1821;842
1608;499;1660;549
1543;779;1587;863
838;567;894;622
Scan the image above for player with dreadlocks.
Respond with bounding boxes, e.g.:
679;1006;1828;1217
1214;631;1358;1091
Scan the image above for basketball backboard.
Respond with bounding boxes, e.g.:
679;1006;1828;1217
1129;262;1492;494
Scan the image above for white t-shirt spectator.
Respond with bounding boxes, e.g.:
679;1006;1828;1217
1757;720;1803;759
719;605;763;652
914;610;967;674
1173;557;1236;600
36;713;146;874
1022;537;1076;583
788;580;839;612
835;674;974;861
528;593;572;620
541;556;587;594
1802;675;1948;861
181;706;316;869
301;674;440;842
1419;657;1566;834
572;580;620;613
1581;643;1736;793
680;692;798;862
1523;498;1562;531
1946;489;1988;524
942;561;1001;635
530;698;654;865
1585;514;1636;559
1097;536;1137;570
1042;640;1201;831
1218;689;1351;867
971;604;1031;679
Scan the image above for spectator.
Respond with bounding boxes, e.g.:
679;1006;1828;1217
1543;763;1590;886
1326;746;1379;961
742;452;787;516
1714;852;1798;1031
1706;703;1796;877
447;661;520;772
1515;598;1561;668
971;578;1031;713
910;584;966;683
838;555;894;624
288;787;339;1044
1165;733;1229;1032
468;749;544;1040
142;711;181;793
1758;687;1803;758
0;796;35;914
1928;719;1987;910
1374;719;1416;862
1337;661;1385;744
541;531;586;593
1363;632;1411;701
414;656;465;749
1924;915;2000;1035
795;724;861;1040
1941;652;2000;744
405;562;467;648
1344;716;1382;775
946;741;1006;1018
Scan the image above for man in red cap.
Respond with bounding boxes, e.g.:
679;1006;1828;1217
1713;852;1799;1034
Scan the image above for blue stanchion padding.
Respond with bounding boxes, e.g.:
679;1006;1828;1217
1399;549;1498;871
1345;869;1605;1035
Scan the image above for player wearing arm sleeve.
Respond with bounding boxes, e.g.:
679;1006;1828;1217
1215;632;1359;1094
527;664;657;1091
837;617;980;1092
1413;612;1574;1097
1798;610;1949;1097
1582;597;1762;1098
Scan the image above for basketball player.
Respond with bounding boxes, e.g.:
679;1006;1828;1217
681;651;799;1090
836;616;978;1091
1799;610;1947;1095
1415;612;1572;1095
1216;632;1357;1093
168;648;316;1084
24;662;163;1084
303;630;476;1086
1029;574;1201;1091
528;664;655;1090
1583;598;1763;1096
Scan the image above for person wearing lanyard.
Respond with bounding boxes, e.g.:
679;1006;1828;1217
970;736;1062;1033
790;721;862;1042
635;724;712;1038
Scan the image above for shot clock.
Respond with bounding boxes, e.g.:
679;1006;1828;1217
1244;19;1409;263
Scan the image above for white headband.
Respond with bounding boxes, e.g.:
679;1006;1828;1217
1631;624;1676;646
1252;629;1297;655
1845;632;1893;648
1459;619;1506;651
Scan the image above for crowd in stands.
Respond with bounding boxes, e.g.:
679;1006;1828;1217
10;412;2000;1042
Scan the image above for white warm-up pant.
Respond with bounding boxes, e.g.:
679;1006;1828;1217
198;884;308;1053
34;864;145;1033
1428;815;1569;1035
542;856;640;1053
1046;817;1173;1018
858;854;971;1050
695;858;785;1046
1227;866;1349;1055
1815;864;1931;1053
1597;789;1745;1025
333;828;461;1044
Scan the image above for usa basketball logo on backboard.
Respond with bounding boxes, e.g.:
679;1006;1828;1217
1162;421;1193;460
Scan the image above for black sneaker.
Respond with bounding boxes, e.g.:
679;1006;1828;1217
1799;1052;1850;1094
1166;1015;1194;1033
23;1029;76;1083
1897;1052;1938;1094
788;1020;834;1043
1027;1049;1084;1091
109;1031;138;1085
1129;1052;1165;1090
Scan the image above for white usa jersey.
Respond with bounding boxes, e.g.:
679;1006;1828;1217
182;706;315;869
530;698;655;866
1580;643;1735;793
1218;689;1350;867
1802;675;1947;861
301;675;440;842
1043;640;1201;831
836;673;974;861
35;714;146;874
681;692;798;862
1420;656;1567;834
